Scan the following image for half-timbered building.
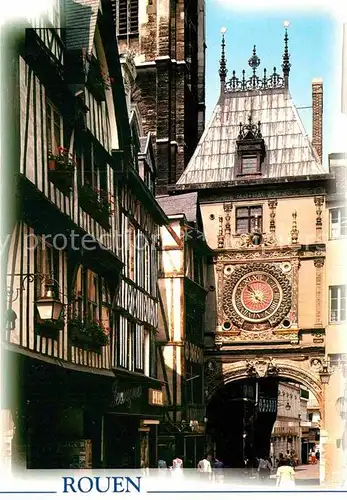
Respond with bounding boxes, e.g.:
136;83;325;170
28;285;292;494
3;0;166;469
156;192;211;466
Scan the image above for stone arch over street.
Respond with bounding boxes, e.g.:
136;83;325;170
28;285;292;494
205;357;323;407
204;356;324;467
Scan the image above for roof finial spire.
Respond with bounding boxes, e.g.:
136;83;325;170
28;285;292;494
219;27;227;93
282;21;291;87
248;45;260;79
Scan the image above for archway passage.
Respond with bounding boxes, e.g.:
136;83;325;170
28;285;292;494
206;377;279;468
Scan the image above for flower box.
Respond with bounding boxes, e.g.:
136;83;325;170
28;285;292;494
48;148;75;193
68;317;109;351
86;54;114;102
78;184;112;229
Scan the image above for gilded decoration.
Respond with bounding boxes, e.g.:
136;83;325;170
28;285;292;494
222;262;292;329
223;202;232;246
290;210;299;244
235;232;278;248
314;196;324;242
268;199;278;233
290;259;300;326
215;263;224;327
216;247;300;262
215;328;299;344
218;217;224;249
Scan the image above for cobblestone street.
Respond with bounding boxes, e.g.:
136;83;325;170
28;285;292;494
269;463;320;486
294;463;320;482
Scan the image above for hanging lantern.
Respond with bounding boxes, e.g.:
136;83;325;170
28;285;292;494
319;363;332;385
36;284;64;321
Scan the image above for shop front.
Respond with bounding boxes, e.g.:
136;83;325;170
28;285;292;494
103;372;164;468
9;350;120;470
8;349;164;470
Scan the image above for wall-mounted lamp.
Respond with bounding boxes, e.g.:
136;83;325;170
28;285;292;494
6;273;64;329
285;402;291;411
36;282;64;321
319;359;332;385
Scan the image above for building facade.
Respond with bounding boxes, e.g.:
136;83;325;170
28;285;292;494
271;382;306;464
114;0;206;193
173;27;339;470
155;192;210;466
3;0;167;469
323;152;347;485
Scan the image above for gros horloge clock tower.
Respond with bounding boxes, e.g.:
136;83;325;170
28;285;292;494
173;27;335;465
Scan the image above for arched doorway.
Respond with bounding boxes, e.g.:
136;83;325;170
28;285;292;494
206;376;279;468
205;358;323;469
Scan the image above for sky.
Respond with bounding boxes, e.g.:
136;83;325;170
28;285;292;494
204;0;345;168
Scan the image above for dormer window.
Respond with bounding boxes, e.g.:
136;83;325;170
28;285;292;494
241;154;261;175
236;115;266;177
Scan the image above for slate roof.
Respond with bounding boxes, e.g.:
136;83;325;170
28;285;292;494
65;0;100;53
156;192;199;223
177;87;327;188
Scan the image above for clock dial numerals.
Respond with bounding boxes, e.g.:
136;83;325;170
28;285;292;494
241;280;273;313
232;272;282;323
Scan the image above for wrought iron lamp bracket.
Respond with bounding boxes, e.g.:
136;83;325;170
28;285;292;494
7;273;61;303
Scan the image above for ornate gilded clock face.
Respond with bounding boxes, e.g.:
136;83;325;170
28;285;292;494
232;271;282;322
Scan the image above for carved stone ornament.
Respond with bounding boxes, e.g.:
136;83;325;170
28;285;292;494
217;248;300;262
310;358;323;372
223;262;292;329
246;358;280;378
204;358;322;405
235;232;278;248
218;328;299;344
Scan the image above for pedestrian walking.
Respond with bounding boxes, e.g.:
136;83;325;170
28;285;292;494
213;457;224;483
276;458;295;488
171;456;183;474
197;454;212;473
157;458;167;469
257;456;272;481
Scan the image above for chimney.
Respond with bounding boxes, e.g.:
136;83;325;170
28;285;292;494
312;78;323;163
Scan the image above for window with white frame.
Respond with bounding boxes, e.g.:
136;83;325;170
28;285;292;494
128;223;136;281
144;240;151;293
330;285;347;323
73;267;111;332
117;317;144;372
35;237;58;298
118;315;128;368
46;100;63;155
330;207;347;238
144;329;150;376
236;205;263;234
83;143;108;190
133;323;144;372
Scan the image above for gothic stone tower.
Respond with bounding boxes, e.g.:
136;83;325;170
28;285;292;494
112;0;206;194
174;27;334;466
